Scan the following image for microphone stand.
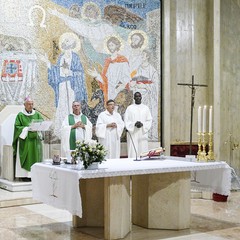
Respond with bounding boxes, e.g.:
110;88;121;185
126;129;140;161
33;107;50;120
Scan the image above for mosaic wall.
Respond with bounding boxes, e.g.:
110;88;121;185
0;0;161;142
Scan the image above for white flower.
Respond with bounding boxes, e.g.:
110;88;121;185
74;140;107;169
85;139;97;147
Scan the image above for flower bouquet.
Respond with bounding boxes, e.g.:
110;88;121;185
73;140;107;169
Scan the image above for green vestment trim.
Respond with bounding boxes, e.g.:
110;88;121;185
12;111;43;172
69;114;87;150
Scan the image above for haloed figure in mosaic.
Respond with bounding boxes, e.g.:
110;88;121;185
88;35;131;101
127;30;148;78
48;2;116;54
130;49;159;141
42;32;87;138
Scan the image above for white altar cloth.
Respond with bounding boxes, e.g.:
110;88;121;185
31;163;82;217
31;157;231;218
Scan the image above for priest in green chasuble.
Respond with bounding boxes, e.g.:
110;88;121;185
12;97;44;179
61;101;92;158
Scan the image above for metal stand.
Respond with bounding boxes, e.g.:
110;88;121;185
178;75;207;154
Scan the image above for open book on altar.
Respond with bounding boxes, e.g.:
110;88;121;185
29;120;53;131
140;147;165;159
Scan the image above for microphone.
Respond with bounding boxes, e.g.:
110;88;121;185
126;128;140;161
33;108;51;120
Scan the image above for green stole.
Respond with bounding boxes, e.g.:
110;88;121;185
69;114;87;150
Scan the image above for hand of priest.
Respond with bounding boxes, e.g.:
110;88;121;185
135;121;143;128
73;121;85;129
107;122;117;128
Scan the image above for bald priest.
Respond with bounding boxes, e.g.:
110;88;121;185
12;97;44;180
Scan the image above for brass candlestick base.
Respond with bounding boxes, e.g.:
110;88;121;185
207;132;215;161
197;132;207;162
197;131;215;162
201;132;208;161
197;132;209;162
197;132;202;161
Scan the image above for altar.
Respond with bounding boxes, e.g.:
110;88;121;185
31;157;231;240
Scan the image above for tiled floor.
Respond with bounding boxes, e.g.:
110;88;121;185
0;188;240;240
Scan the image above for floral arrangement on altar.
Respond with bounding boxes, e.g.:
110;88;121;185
72;140;107;169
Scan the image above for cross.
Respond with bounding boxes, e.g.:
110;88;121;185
177;75;207;155
6;63;17;74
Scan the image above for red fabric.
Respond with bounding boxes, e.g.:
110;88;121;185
170;144;198;157
212;193;228;202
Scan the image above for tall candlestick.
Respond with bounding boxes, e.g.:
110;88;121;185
209;106;213;132
203;105;207;132
198;106;202;132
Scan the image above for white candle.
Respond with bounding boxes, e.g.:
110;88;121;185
203;105;207;132
209;106;213;132
198;106;202;132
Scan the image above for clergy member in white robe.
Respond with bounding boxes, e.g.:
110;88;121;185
96;99;124;159
124;92;152;158
61;101;92;159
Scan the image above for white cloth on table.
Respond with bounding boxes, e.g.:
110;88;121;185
31;163;82;217
78;158;232;196
31;158;232;218
191;166;232;196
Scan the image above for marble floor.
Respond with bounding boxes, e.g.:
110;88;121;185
0;188;240;240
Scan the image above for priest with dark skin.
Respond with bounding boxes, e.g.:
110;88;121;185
124;92;152;158
134;92;144;128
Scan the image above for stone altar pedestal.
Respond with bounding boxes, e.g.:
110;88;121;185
73;176;131;240
132;172;191;229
